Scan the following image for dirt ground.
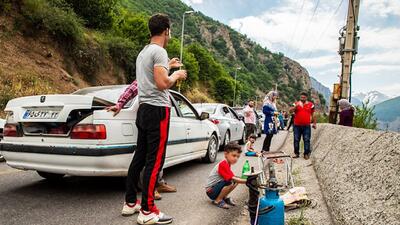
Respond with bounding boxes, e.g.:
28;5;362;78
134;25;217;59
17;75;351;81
232;131;333;225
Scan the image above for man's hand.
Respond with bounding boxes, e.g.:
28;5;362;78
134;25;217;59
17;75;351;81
169;58;183;69
106;105;121;117
173;69;187;81
312;124;317;129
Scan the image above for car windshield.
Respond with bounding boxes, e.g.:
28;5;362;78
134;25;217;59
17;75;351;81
73;86;134;107
193;104;217;114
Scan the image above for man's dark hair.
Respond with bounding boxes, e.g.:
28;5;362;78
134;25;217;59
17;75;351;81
248;134;257;140
148;14;170;37
224;142;242;153
300;91;309;97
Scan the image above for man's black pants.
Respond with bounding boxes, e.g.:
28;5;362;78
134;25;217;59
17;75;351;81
125;103;170;212
245;123;256;139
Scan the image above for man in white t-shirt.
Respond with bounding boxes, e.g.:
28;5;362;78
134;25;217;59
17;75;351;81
243;100;256;139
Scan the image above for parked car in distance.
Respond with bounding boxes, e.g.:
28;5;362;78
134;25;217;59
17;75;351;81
257;110;265;132
0;86;220;179
193;103;246;149
232;107;263;137
0;119;4;162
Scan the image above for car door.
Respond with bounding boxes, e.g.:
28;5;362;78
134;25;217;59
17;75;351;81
165;100;188;158
229;107;244;139
221;106;239;141
171;93;208;153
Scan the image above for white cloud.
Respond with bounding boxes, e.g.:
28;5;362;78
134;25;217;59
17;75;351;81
358;50;400;65
182;0;203;5
362;0;400;17
228;0;342;55
297;55;339;69
376;83;400;97
361;27;400;50
353;64;400;74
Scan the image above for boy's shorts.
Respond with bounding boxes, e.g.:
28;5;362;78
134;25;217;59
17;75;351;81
206;180;232;200
245;151;257;156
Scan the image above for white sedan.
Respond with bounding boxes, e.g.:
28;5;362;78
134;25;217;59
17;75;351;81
0;85;220;179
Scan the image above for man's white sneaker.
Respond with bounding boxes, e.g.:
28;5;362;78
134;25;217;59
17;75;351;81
137;210;173;224
121;201;141;216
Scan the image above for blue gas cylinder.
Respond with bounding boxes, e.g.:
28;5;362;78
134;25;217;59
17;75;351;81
257;189;284;225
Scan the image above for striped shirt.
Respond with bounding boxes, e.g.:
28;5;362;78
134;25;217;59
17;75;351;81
116;80;138;110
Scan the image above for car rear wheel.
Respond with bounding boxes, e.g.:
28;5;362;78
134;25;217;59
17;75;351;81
202;134;218;163
37;171;65;180
0;154;4;162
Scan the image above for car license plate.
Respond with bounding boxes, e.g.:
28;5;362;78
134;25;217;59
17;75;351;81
23;109;60;119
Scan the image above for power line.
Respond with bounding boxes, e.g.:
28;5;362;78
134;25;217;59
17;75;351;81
304;0;345;59
286;0;306;56
292;0;321;59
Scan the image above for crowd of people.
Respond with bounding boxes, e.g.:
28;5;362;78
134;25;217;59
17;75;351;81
106;13;355;224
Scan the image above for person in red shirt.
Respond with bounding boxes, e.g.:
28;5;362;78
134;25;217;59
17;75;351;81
289;92;316;160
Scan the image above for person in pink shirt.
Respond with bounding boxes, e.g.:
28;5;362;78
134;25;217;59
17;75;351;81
243;100;256;139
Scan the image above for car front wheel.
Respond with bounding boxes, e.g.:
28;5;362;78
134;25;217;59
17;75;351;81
202;134;218;163
37;171;65;180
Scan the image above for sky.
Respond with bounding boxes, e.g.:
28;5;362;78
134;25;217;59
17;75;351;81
182;0;400;97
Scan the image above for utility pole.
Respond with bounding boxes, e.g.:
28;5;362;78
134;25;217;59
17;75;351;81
177;10;194;92
329;0;360;123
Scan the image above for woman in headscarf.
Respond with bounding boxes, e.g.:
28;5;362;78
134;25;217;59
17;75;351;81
262;91;279;152
338;99;355;127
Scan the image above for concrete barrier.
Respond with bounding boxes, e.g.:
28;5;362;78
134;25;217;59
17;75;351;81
311;124;400;225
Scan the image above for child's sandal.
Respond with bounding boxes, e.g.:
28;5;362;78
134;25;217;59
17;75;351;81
212;200;230;209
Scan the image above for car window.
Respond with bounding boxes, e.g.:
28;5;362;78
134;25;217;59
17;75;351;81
228;108;240;120
222;107;233;118
193;104;217;114
173;94;197;119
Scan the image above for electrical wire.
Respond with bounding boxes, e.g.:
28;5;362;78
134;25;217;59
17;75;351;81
304;0;345;59
286;0;306;56
292;0;321;59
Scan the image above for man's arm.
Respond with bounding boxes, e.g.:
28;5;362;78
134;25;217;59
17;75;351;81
106;80;138;116
232;176;246;184
154;67;186;90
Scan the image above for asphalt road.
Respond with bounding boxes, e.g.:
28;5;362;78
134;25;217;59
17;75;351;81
0;132;287;225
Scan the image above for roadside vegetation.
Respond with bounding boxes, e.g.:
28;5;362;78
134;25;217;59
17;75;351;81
354;100;378;130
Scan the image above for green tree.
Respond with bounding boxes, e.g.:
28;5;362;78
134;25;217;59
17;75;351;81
354;101;378;129
166;39;199;91
215;77;234;104
114;11;149;47
66;0;117;29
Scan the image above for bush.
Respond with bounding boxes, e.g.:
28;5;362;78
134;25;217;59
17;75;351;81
0;0;12;14
354;101;378;129
71;40;107;82
105;36;140;82
66;0;117;30
113;12;149;46
21;0;84;44
214;77;234;104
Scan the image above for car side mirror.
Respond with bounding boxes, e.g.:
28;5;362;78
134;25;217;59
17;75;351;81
200;112;210;120
238;115;244;121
